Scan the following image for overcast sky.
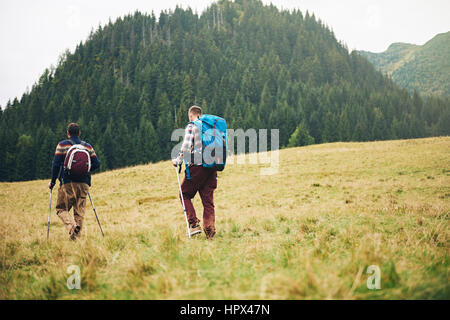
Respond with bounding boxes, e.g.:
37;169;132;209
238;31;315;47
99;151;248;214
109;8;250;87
1;0;449;108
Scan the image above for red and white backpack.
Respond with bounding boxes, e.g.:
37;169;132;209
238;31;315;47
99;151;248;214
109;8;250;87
64;142;91;176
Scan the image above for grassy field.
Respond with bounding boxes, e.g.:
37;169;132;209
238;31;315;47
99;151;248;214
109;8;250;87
0;137;449;299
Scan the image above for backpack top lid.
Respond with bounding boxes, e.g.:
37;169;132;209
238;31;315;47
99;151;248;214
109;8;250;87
199;114;226;125
194;114;227;137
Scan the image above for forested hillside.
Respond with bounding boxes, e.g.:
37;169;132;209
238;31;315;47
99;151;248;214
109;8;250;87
358;43;419;75
1;0;449;181
358;31;450;96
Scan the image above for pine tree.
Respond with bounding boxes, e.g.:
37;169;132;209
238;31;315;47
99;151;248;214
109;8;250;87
372;107;386;140
138;118;160;163
15;134;35;181
156;100;175;158
338;108;351;141
353;107;370;141
177;74;194;128
288;122;314;147
322;111;339;142
34;127;56;179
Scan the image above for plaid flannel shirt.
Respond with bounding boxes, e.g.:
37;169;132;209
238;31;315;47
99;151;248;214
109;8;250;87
176;121;202;166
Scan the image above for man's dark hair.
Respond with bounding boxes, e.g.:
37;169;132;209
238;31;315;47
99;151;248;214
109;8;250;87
189;105;202;117
67;123;81;136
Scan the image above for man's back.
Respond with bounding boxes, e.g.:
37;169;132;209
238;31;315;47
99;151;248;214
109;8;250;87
51;135;100;187
49;122;100;240
173;106;218;239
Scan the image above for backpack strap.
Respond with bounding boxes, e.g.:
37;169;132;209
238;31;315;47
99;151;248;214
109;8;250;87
184;159;191;180
61;139;75;167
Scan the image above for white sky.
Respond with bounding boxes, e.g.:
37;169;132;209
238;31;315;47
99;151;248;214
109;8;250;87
1;0;449;108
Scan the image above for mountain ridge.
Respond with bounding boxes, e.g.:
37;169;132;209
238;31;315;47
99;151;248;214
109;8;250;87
358;31;450;96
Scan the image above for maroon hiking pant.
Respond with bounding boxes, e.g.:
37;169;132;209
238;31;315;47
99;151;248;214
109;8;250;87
180;165;217;234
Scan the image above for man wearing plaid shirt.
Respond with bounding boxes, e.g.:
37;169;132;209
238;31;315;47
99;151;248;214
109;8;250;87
173;106;218;239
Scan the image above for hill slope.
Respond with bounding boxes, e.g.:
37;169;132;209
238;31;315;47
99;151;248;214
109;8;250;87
1;0;449;182
0;137;449;299
358;31;450;96
358;43;419;75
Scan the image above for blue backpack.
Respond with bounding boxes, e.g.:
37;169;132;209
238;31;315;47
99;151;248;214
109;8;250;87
185;114;227;177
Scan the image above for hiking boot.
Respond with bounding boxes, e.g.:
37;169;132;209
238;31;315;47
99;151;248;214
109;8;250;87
73;225;81;238
205;227;216;240
189;223;202;236
57;211;76;235
69;225;81;241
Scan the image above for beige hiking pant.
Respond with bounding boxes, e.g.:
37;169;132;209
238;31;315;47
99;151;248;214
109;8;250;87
56;182;89;238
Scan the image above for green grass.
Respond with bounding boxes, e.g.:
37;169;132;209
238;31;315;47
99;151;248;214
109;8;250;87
0;137;449;299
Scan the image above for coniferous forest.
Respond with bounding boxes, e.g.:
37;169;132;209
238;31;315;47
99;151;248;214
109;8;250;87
0;0;449;182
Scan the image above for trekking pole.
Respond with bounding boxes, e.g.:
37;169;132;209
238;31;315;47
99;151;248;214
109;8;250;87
47;189;52;241
88;192;104;237
175;165;191;239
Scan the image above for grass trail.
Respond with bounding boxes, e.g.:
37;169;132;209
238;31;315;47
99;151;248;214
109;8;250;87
0;137;449;299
